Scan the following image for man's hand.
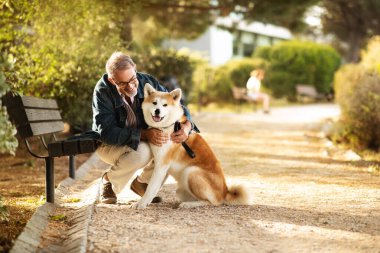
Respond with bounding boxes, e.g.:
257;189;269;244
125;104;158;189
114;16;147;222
171;120;191;143
141;128;169;146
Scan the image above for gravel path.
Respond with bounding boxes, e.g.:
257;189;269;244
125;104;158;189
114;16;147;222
86;104;380;253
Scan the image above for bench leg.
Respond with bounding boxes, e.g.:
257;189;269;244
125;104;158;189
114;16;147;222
45;157;55;203
69;155;75;179
253;101;257;111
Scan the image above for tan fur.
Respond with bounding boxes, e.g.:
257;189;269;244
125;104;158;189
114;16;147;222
139;83;252;208
165;134;250;206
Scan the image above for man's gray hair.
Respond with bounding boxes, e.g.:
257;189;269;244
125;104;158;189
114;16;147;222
106;52;136;78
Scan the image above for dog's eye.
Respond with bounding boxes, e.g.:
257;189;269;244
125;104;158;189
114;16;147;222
163;104;167;107
153;102;157;105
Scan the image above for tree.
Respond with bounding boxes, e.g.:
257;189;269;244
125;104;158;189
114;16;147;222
321;0;380;62
237;0;320;32
0;53;18;155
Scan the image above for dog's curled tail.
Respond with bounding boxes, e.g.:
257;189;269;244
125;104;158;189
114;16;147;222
224;185;251;205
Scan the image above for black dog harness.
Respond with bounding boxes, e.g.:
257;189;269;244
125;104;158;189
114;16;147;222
174;121;196;159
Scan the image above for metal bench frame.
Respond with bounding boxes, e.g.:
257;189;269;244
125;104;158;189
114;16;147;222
2;92;99;203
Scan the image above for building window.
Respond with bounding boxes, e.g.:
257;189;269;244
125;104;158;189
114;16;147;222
243;43;254;57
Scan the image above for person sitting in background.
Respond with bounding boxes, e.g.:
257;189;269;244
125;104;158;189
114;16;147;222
246;69;270;114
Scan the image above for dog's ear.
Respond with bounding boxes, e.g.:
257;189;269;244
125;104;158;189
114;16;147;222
144;83;156;97
170;88;182;103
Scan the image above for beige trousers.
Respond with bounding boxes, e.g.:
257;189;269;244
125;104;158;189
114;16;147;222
96;142;154;194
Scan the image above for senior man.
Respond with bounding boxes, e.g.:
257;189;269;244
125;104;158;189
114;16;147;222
93;52;194;204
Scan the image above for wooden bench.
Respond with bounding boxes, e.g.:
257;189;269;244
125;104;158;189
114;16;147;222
231;86;258;111
295;84;326;102
2;92;100;203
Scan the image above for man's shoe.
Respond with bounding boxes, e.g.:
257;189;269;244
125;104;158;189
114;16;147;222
130;177;162;203
100;181;117;204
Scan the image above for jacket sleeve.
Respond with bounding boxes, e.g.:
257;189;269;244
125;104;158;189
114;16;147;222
92;86;141;150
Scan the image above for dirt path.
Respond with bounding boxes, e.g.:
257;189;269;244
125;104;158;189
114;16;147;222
87;104;380;253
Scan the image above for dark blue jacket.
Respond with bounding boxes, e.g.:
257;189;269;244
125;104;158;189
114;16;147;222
92;72;192;150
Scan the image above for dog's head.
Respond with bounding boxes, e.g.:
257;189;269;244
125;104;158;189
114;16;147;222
142;83;184;128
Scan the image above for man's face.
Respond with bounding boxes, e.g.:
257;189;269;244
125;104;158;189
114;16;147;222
110;68;139;98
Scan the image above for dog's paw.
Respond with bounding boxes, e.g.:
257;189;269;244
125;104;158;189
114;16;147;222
129;202;147;209
178;201;207;209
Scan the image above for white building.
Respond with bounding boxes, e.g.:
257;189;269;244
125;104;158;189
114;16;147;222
163;17;293;66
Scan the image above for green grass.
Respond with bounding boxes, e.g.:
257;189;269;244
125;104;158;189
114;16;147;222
64;197;81;203
50;214;67;221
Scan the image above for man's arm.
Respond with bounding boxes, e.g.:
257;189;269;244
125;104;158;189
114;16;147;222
170;120;191;143
92;85;141;150
141;128;169;146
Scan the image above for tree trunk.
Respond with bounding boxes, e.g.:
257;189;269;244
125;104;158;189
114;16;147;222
346;31;363;63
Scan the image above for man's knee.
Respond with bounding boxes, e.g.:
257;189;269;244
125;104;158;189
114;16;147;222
116;141;152;169
137;142;152;158
97;144;131;165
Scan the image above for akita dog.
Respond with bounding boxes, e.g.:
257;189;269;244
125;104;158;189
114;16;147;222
134;83;251;209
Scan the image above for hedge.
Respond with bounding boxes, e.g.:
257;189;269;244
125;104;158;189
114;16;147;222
254;41;341;100
333;37;380;150
208;58;268;102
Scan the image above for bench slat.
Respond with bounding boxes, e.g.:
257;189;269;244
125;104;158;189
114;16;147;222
296;85;318;97
295;84;326;102
25;108;62;122
4;93;62;126
21;96;58;109
17;121;64;138
232;87;247;100
48;139;99;157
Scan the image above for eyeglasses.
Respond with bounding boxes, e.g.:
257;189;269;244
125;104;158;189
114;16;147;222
112;72;137;87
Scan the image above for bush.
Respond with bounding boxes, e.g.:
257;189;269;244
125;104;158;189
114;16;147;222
255;41;341;100
0;53;18;154
333;37;380;150
209;58;268;102
132;49;196;100
334;68;380;150
361;36;380;74
253;46;271;60
189;54;213;106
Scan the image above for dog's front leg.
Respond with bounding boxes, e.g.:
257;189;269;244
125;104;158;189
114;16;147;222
135;164;169;209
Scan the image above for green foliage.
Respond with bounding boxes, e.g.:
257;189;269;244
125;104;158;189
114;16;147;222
209;58;268;101
0;0;220;131
2;0;129;129
0;52;18;154
50;214;67;221
136;1;211;42
236;0;319;32
361;37;380;74
190;57;215;105
253;46;271;60
333;37;380;150
257;41;341;100
132;49;196;99
321;0;380;62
